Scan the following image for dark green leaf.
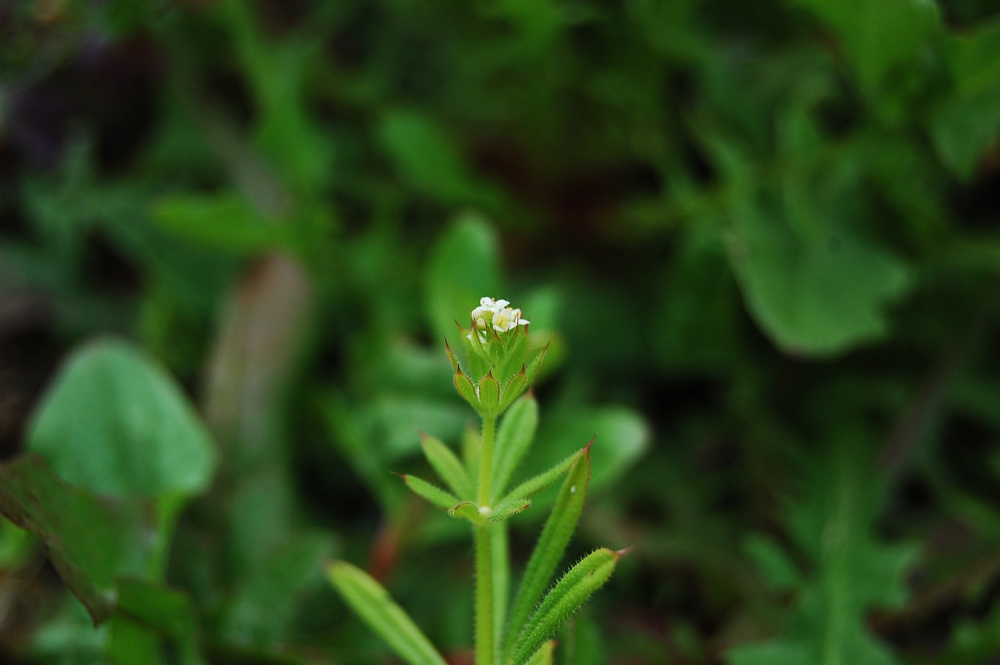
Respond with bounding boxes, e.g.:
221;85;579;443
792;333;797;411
116;579;203;665
725;207;910;356
0;455;155;624
377;109;481;203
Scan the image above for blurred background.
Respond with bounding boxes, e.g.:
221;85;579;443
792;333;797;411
2;0;1000;663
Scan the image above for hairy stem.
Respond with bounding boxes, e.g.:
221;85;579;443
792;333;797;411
478;415;496;506
476;525;494;665
476;415;497;665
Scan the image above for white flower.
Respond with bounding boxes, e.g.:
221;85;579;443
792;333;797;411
471;307;489;328
480;297;509;309
493;306;529;332
471;296;528;332
471;297;504;328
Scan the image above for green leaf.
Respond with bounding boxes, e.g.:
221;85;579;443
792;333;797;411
461;327;493;382
0;455;155;624
498;326;530;381
488;497;532;523
462;424;481;480
424;214;502;347
152;194;290;254
930;21;1000;180
509;548;622;665
444;340;461;374
480;371;501;415
504;449;591;659
725;205;910;356
116;579;204;665
499;446;586;507
108;612;162;665
0;517;32;568
420;433;473;500
930;84;1000;181
790;0;939;94
493;394;540;498
326;560;448;665
524;640;556;665
224;0;332;193
499;367;528;413
27;339;218;497
449;501;486;525
525;343;549;386
728;436;917;665
454;371;481;413
742;534;804;592
400;475;461;512
377;108;481;203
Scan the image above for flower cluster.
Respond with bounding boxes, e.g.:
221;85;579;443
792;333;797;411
446;296;546;417
471;297;530;333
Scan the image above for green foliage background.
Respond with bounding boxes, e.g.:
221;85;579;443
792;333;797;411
2;0;1000;663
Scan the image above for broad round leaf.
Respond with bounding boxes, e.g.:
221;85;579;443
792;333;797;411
28;339;218;497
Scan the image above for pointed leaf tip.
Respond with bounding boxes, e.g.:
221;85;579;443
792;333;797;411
509;548;619;665
444;340;460;373
479;371;501;414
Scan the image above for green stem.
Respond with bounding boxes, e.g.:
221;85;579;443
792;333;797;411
476;415;497;665
478;415;496;506
476;525;494;665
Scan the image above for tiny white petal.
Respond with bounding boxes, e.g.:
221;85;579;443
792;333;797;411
494;299;510;309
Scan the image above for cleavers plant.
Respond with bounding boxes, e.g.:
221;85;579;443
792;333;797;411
326;297;625;665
